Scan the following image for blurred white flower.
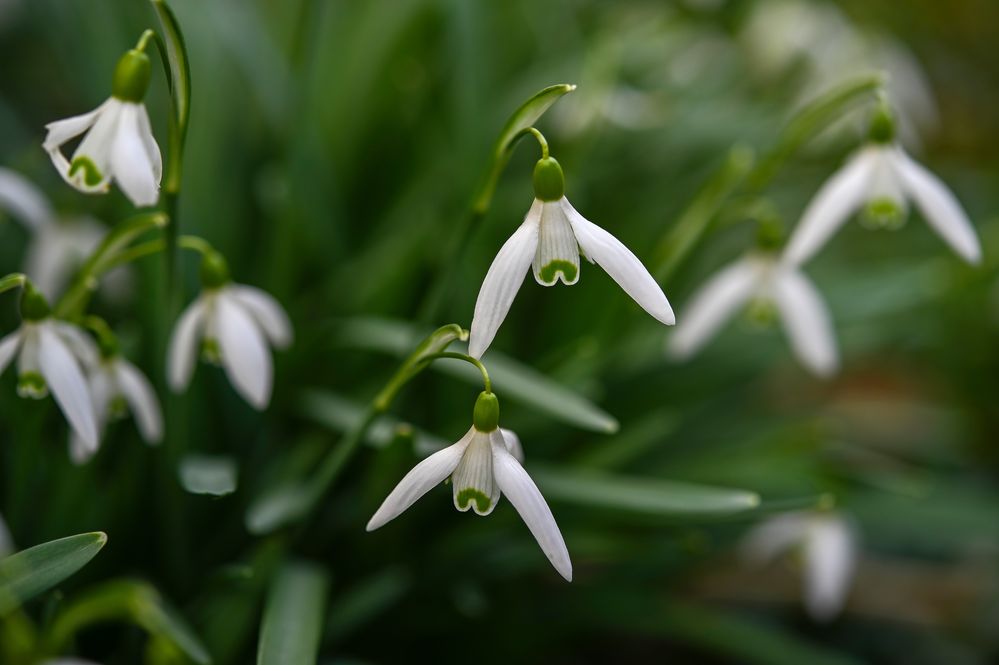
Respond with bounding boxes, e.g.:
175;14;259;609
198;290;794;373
367;393;572;581
667;253;838;377
42;660;102;665
0;511;13;557
742;510;857;622
469;157;673;358
785;144;982;266
168;283;292;410
70;353;163;465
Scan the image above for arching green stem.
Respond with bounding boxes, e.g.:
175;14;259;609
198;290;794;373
419;352;492;393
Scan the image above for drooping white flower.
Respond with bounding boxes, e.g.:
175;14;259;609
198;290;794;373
667;252;838;377
785;143;982;266
42;49;161;207
367;392;572;581
741;510;857;622
168;275;293;411
469;156;673;358
0;287;98;452
70;353;163;465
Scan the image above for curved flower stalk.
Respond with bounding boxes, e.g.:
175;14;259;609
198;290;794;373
469;142;673;358
785;108;982;266
43;41;161;207
741;510;857;622
168;250;293;410
667;252;838;377
0;283;98;452
367;391;572;581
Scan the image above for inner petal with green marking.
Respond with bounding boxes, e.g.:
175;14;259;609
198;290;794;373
533;201;580;286
17;371;48;399
69;156;105;188
862;197;907;230
451;431;499;516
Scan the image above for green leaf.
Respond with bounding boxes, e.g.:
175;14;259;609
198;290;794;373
257;561;329;665
531;466;759;516
179;455;238;496
0;273;26;296
472;83;576;214
0;532;107;613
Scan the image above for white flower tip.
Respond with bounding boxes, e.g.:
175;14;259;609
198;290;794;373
365;515;384;532
556;559;573;582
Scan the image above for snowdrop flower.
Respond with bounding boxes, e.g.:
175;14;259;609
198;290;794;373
668;251;838;377
469;155;673;358
742;510;857;622
0;283;98;452
367;391;572;581
42;48;161;207
785;108;982;266
168;251;293;410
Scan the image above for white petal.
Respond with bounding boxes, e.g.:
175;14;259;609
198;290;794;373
451;429;499;515
114;358;163;444
667;257;760;360
43;101;107;150
51;321;99;369
216;293;272;409
563;198;674;325
492;434;572;581
136;104;162;184
109;103;160;207
893;148;982;265
772;267;839;377
366;429;473;531
499;428;524;463
740;512;809;565
38;324;97;450
18;326;41;376
69;431;97;465
0;168;54;230
784;148;878;266
167;298;206;392
533;200;580;286
804;516;856;622
25;220;106;301
66;100;122;193
0;331;22;377
468;203;541;358
227;285;293;348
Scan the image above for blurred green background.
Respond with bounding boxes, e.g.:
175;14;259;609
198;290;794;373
1;0;998;663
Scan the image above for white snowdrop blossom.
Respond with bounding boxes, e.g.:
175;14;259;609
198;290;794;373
42;49;161;207
785;143;982;266
742;511;857;622
367;392;572;581
70;353;163;465
469;156;673;358
168;281;293;410
667;253;838;377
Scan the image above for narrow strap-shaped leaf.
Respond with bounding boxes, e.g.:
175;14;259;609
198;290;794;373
0;532;107;613
257;561;329;665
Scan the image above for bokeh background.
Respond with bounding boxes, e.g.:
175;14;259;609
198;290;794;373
1;0;998;663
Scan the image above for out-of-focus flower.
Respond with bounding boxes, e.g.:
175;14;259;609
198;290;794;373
168;252;292;410
469;156;673;358
741;510;857;622
0;284;98;452
668;252;838;377
42;660;102;665
0;512;13;557
367;392;572;581
43;49;161;207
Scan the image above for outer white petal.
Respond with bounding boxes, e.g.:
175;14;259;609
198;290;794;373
114;358;163;444
0;331;22;377
42;101;107;183
25;219;106;301
51;321;99;369
784;148;878;266
468;203;541;358
227;285;293;349
215;293;272;409
366;429;473;531
38;323;97;450
804;516;856;622
67;100;122;193
492;436;572;581
167;298;206;392
137;104;163;184
0;168;54;230
740;512;810;565
893;148;982;265
109;103;160;207
69;432;98;465
563;198;674;325
667;257;761;360
498;428;524;463
772;267;839;377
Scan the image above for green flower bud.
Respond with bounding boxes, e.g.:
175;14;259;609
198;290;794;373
199;250;230;289
112;49;151;103
19;282;50;321
868;104;895;144
532;157;565;202
472;391;500;432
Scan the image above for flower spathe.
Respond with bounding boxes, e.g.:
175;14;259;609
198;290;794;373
785;143;982;266
367;395;572;581
469;157;673;359
168;283;293;410
668;253;838;377
742;510;857;622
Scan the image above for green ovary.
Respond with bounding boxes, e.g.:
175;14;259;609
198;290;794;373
539;260;578;284
863;198;906;230
69;156;104;187
17;372;48;399
456;488;492;514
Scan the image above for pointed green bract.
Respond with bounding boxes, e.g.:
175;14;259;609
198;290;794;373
0;532;107;613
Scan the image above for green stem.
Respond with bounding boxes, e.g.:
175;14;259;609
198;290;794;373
135;28;155;52
419;352;491;393
523;127;549;159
